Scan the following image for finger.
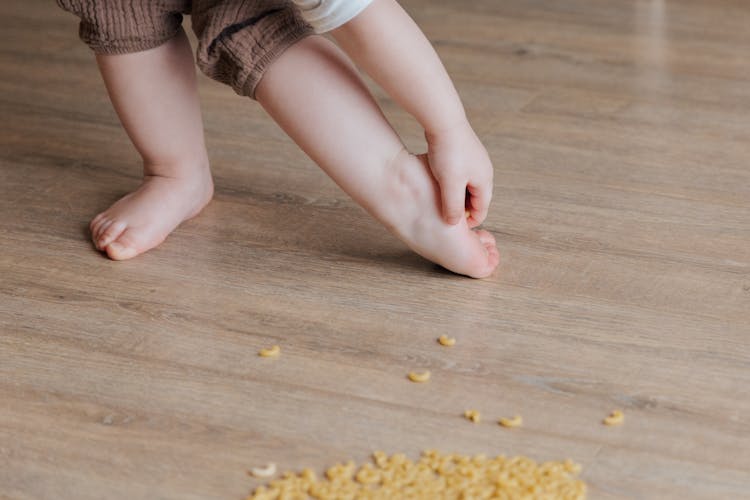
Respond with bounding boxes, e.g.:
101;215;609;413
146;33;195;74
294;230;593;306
466;181;492;225
440;180;468;225
463;191;479;228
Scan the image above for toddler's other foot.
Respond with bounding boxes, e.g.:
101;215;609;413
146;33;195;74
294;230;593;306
381;149;499;278
90;163;213;260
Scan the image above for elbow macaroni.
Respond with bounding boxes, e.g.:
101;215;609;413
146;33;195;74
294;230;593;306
408;371;431;383
498;415;523;428
258;345;280;358
463;409;481;423
438;335;456;346
246;450;586;499
603;410;624;426
250;463;277;478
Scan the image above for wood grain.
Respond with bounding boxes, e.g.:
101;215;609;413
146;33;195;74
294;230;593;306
1;0;749;499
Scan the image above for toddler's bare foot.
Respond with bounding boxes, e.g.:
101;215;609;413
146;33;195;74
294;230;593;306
89;163;213;260
379;149;499;278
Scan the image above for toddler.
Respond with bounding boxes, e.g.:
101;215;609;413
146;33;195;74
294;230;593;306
57;0;499;278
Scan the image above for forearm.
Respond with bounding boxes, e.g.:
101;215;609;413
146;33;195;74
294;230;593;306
330;0;467;138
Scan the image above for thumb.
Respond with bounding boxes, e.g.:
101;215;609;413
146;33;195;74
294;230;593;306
440;181;467;225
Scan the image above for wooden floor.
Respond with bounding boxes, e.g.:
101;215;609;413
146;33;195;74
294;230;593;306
2;1;749;498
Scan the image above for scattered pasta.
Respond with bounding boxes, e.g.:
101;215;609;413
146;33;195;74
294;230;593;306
603;410;624;426
246;450;586;499
464;409;481;423
258;345;280;358
437;335;456;346
408;370;431;383
499;415;523;428
249;463;277;478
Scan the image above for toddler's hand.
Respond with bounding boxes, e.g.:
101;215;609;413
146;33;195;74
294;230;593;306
425;120;494;227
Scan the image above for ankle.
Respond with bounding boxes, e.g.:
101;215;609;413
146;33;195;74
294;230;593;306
141;152;211;180
378;148;434;239
140;157;214;203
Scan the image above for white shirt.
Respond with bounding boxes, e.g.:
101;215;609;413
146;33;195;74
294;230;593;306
292;0;375;33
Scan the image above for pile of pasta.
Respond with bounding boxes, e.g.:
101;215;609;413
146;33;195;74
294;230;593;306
247;450;586;499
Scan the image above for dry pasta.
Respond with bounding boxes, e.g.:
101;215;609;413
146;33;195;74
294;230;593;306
498;415;523;428
463;409;481;423
250;463;277;478
437;335;456;346
246;450;586;499
258;345;280;358
603;410;624;426
408;371;431;383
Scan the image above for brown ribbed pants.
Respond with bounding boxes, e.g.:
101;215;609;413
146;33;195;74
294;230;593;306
56;0;314;99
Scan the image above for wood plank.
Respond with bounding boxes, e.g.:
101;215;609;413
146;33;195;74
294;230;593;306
1;0;748;499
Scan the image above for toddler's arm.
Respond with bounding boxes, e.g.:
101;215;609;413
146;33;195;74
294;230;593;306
328;0;494;227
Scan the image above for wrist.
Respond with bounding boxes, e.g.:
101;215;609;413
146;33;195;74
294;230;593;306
424;114;471;144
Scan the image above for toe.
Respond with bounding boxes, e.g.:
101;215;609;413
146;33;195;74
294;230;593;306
93;219;112;248
105;229;142;261
475;229;496;246
98;220;127;250
465;229;499;279
90;213;109;237
90;214;104;234
485;241;500;269
90;212;105;230
106;241;139;260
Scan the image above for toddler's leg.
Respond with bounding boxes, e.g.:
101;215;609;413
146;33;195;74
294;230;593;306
90;28;213;260
256;36;499;278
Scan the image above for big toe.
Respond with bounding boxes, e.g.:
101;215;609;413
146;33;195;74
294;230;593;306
475;229;496;246
105;230;141;261
466;229;500;279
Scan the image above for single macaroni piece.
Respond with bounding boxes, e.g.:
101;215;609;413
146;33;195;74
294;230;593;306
408;370;431;383
438;335;456;346
258;345;280;358
355;464;380;484
250;463;277;478
465;210;471;218
499;415;523;428
603;409;624;426
464;409;481;423
246;450;587;499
